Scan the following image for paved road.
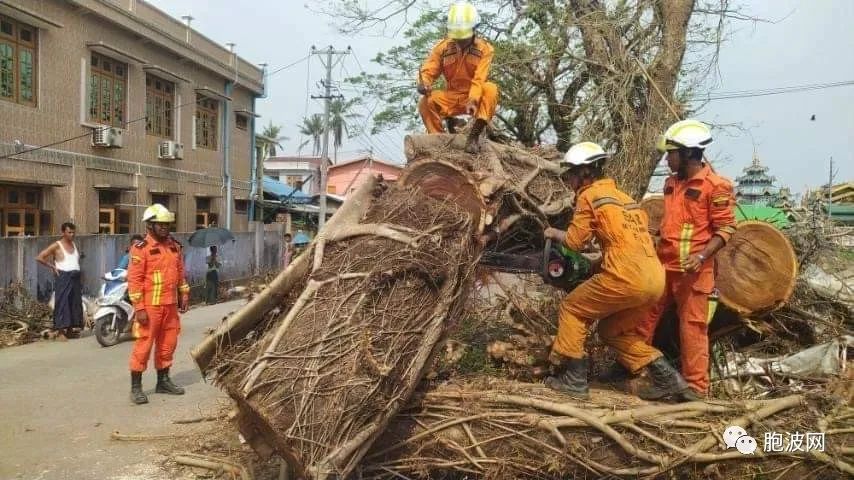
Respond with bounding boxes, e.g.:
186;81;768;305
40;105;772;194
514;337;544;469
0;300;245;480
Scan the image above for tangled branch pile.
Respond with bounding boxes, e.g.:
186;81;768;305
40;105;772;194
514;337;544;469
0;282;52;347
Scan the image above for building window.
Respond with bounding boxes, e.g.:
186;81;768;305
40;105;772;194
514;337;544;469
195;197;217;229
0;15;38;107
89;52;127;127
0;185;47;236
145;75;174;138
97;190;130;234
285;175;303;189
235;113;248;130
195;94;219;150
234;199;248;214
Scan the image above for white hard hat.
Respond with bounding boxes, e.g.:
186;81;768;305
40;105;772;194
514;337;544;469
447;1;479;40
657;119;713;152
561;142;609;168
141;203;175;223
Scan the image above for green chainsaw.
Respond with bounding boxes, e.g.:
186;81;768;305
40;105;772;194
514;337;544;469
479;239;592;291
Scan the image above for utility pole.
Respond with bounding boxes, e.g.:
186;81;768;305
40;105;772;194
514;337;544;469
827;156;837;221
310;45;350;229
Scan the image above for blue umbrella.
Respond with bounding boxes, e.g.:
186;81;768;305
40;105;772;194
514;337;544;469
293;231;311;246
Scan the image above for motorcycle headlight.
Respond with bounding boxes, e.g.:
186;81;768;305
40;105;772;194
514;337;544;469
98;290;124;306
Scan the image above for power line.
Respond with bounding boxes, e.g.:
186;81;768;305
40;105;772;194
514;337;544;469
699;79;854;101
0;97;200;162
264;54;311;78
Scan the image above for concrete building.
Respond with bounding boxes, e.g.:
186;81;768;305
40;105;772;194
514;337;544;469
263;156;331;196
327;156;402;196
0;0;265;236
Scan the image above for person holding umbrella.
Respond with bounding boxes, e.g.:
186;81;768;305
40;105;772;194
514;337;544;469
205;245;222;305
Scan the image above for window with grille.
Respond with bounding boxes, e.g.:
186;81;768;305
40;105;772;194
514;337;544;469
97;190;121;234
145;75;174;138
234;199;248;214
195;94;219;150
89;52;126;127
0;15;37;107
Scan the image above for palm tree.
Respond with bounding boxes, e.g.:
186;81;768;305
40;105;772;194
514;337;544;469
328;99;361;162
298;115;324;156
260;121;288;157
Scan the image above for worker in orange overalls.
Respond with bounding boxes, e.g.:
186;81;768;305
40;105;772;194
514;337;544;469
635;120;737;398
417;1;498;154
127;203;191;405
542;142;695;402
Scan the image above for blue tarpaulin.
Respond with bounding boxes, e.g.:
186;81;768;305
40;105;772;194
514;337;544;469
263;176;311;204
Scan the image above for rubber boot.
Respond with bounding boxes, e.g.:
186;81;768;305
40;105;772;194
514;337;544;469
544;357;590;399
130;371;148;405
597;361;630;384
464;119;487;154
638;357;697;402
155;368;185;395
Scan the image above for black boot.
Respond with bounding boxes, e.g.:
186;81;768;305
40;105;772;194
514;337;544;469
638;357;698;402
130;372;148;405
597;361;630;384
155;368;185;395
464;119;487;154
544;357;590;399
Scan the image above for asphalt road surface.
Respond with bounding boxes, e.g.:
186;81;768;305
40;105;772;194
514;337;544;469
0;299;245;480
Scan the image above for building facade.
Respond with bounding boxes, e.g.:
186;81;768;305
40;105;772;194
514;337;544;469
263;156;331;196
734;154;780;206
327;156;401;196
0;0;265;236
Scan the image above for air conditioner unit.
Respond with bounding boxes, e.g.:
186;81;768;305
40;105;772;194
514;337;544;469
91;127;123;148
158;141;184;160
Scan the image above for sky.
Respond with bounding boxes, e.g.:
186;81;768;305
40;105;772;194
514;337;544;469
146;0;854;194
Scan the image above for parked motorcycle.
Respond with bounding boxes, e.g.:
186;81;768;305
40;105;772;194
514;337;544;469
92;268;135;347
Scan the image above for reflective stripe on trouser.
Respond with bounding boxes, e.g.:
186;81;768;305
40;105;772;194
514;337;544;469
637;269;713;394
552;271;664;373
418;82;499;133
679;223;694;270
129;304;181;372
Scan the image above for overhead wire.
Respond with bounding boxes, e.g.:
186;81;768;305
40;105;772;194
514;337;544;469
0;97;201;162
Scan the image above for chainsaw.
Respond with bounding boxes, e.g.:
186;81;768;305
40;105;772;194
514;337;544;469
479;239;592;291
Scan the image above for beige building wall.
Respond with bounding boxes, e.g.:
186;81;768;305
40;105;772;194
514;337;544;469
0;0;263;235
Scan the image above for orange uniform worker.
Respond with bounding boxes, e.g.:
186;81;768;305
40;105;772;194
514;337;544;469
543;142;694;402
636;120;737;397
417;1;498;154
127;203;191;405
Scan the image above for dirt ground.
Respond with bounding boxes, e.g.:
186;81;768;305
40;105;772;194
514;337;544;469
0;300;245;480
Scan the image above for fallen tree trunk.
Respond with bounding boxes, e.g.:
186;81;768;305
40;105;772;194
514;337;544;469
198;134;577;480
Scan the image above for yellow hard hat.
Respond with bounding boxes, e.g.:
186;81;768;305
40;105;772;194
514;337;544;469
141;203;175;223
447;1;479;40
561;141;609;167
656;119;713;152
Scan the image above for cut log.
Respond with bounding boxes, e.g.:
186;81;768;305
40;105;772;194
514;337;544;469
716;220;798;315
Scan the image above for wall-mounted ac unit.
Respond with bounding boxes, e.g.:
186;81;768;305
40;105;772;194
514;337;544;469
91;127;123;148
158;141;184;160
